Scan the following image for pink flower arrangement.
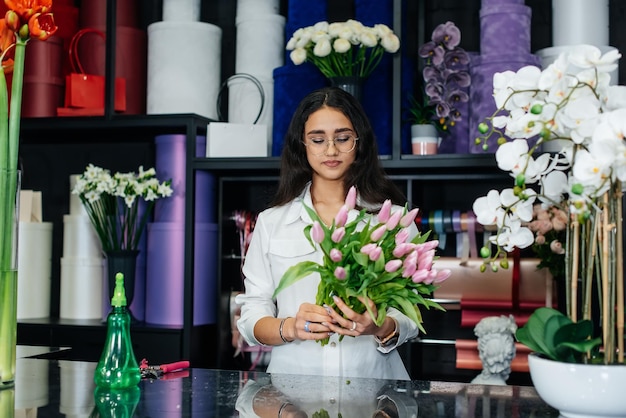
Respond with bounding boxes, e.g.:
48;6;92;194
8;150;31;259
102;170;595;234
273;186;451;345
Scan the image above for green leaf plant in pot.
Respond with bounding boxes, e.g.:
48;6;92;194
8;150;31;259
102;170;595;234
472;44;626;418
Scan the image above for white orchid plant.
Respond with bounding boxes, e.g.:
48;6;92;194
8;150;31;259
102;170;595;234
472;45;626;365
72;164;173;252
286;19;400;79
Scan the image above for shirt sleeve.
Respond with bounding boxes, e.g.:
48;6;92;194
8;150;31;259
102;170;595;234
235;212;277;346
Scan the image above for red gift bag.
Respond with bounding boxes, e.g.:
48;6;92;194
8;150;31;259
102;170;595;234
59;28;126;114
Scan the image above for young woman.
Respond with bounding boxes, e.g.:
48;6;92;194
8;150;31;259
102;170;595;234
235;87;419;380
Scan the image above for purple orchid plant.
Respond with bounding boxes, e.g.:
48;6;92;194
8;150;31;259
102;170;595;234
413;21;471;133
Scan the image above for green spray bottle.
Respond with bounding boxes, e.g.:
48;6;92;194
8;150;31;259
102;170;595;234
94;272;141;389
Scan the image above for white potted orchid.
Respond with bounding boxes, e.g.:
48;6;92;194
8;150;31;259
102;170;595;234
472;45;626;416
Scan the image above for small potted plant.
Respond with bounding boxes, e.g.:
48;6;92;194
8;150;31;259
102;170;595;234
409;21;470;155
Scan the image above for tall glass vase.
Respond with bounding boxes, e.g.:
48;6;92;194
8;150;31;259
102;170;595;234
328;76;364;102
0;169;20;389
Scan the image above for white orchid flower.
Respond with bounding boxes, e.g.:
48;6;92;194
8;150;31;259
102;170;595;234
473;190;503;226
568;44;621;74
496;139;528;174
602;85;626;111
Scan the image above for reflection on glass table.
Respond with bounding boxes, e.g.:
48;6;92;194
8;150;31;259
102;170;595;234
4;357;559;417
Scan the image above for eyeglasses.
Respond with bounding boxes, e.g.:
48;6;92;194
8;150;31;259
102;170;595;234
303;135;359;156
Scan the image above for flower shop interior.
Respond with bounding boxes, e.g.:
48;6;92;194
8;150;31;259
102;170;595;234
9;0;626;395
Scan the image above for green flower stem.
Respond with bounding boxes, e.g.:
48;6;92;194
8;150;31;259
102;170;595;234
0;271;17;385
0;71;8;171
8;39;26;172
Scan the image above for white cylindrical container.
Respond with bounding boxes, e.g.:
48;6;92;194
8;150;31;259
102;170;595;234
62;214;102;258
162;0;201;21
235;14;285;75
59;360;96;416
147;21;222;119
552;0;609;47
410;124;439;155
15;358;48;410
17;222;53;319
59;257;104;319
236;0;279;18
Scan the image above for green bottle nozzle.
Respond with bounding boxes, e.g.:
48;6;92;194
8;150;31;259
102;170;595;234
111;272;127;307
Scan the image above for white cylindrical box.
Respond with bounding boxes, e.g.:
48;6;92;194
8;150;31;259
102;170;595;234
552;0;609;47
59;360;96;416
147;21;222;119
63;214;102;258
59;257;104;320
162;0;201;21
235;14;285;75
236;0;279;18
17;222;53;319
69;174;87;216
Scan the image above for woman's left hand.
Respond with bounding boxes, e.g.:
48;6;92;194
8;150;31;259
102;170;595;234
325;295;380;336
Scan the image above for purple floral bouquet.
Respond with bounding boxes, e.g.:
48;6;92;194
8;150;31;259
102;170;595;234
414;21;471;132
273;187;451;344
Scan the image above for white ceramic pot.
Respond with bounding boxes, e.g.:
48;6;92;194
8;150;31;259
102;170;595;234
528;352;626;417
410;124;439;155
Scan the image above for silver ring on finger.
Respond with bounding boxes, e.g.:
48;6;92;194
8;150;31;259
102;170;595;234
304;321;311;333
350;321;357;331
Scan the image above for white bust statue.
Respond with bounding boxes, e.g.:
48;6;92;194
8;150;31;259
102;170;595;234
471;315;518;386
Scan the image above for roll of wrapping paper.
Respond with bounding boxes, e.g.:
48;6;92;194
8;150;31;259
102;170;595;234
153;135;216;223
145;222;218;326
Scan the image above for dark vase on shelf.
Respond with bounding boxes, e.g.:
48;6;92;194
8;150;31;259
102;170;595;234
105;250;139;310
328;76;364;102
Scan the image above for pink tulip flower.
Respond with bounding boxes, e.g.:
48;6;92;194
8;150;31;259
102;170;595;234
399;208;419;228
345;186;357;210
360;243;377;255
334;266;347;280
402;262;417;277
386;210;402;230
331;227;345;243
392;243;415;258
311;221;325;243
411;270;428;283
369;246;382;261
334;205;349;228
377;200;392;223
370;225;387;242
433;269;451;283
395;228;410;245
330;248;343;262
385;259;402;273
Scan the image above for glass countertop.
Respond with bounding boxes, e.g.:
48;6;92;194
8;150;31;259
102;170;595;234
3;356;559;417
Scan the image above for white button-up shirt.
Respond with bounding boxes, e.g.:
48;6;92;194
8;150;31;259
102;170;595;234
236;184;419;380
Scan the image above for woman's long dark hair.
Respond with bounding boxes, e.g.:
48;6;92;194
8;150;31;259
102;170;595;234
271;87;406;208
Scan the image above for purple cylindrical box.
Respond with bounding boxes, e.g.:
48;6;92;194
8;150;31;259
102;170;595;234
481;0;525;8
480;4;531;57
154;135;216;223
468;53;540;154
145;222;218;326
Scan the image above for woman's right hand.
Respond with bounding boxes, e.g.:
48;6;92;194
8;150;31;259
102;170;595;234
292;303;334;341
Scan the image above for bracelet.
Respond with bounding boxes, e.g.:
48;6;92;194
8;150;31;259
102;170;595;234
278;401;293;417
374;318;399;346
279;317;292;344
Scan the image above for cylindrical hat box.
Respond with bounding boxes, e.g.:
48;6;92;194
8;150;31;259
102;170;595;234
78;0;139;28
153;135;216;223
236;0;280;18
468;53;541;154
145;222;218;326
69;174;88;216
552;0;609;47
17;222;53;319
147;21;222;119
21;35;64;117
162;0;201;21
235;14;285;75
479;4;531;57
59;360;97;417
62;215;102;258
75;26;147;115
59;257;104;320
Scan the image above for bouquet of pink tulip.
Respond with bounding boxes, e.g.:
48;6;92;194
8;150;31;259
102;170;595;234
273;186;451;344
